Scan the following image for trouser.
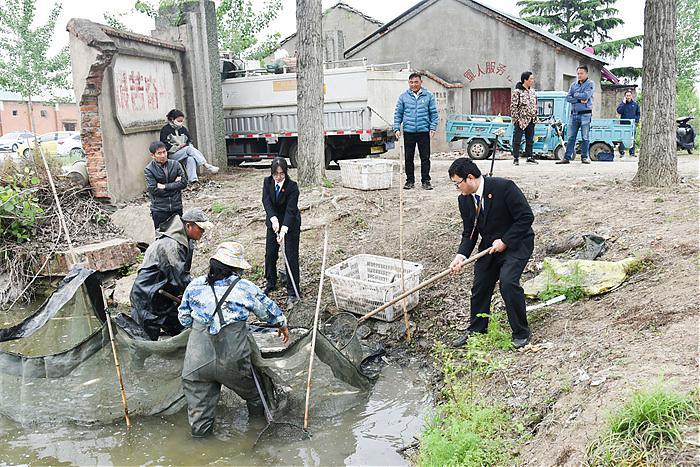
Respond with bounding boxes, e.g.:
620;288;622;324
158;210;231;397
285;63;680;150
264;225;301;296
564;113;591;160
169;145;207;182
142;311;184;341
512;121;535;160
619;121;636;156
182;321;264;437
467;252;530;340
151;209;182;230
403;131;431;184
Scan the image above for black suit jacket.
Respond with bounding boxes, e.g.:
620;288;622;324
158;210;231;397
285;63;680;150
458;176;534;260
262;176;301;231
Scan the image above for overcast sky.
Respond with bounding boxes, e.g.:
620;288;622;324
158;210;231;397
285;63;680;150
47;0;644;68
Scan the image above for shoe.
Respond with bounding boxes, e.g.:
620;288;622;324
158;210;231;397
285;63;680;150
512;335;531;349
581;159;591;164
188;180;201;189
263;285;276;296
205;164;220;174
287;295;300;308
452;331;479;348
422;181;433;190
555;159;570;164
513;158;519;166
403;182;414;190
526;158;538;164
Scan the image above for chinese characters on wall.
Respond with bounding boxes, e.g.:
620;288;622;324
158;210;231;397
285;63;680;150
463;61;513;84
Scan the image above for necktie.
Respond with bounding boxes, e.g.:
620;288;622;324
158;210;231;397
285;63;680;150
474;194;484;219
275;184;281;200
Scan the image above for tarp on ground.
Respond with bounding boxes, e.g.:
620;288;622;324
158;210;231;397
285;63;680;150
524;257;641;299
0;267;374;425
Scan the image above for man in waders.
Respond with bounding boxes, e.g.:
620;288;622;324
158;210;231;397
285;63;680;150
178;242;290;437
130;208;212;341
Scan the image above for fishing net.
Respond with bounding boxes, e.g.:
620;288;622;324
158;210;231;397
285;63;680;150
0;267;375;426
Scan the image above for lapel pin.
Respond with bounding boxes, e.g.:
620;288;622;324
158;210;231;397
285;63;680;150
488;193;493;199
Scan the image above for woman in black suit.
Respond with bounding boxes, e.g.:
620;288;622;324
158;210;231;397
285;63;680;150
262;158;301;307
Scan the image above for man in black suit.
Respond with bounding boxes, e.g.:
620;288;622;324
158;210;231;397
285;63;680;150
262;158;302;307
448;158;534;349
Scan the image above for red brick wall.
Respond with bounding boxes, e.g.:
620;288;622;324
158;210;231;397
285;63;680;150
0;101;79;136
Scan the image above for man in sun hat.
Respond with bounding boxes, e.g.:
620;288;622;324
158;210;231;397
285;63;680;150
178;241;289;437
130;208;213;340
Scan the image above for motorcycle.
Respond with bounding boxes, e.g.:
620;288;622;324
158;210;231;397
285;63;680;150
676;116;696;154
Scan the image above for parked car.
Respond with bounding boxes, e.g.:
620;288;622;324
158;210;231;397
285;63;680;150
16;131;77;158
56;133;85;158
0;131;34;152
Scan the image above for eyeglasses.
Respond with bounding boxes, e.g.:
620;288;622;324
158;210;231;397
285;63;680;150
453;177;466;188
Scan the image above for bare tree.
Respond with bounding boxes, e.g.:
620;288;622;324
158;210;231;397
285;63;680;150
634;0;677;187
295;0;325;185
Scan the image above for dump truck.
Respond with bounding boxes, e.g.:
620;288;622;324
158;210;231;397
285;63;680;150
446;91;636;160
221;60;409;167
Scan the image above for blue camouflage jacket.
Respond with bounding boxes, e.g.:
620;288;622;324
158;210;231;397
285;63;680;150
178;274;286;335
393;87;439;133
565;79;594;114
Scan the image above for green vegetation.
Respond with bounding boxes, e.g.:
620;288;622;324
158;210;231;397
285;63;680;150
419;313;524;466
538;261;586;302
211;200;238;217
0;168;43;242
586;387;699;465
322;178;334;189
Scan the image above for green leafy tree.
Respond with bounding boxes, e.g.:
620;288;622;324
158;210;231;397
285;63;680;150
0;0;71;102
217;0;282;60
517;0;642;60
675;0;700;120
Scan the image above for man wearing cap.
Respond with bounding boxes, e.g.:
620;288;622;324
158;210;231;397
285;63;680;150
178;241;290;437
130;208;213;341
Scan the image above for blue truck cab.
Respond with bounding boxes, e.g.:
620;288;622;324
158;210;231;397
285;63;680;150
446;91;636;160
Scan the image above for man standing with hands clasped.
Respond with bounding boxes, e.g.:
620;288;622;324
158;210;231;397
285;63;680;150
394;73;439;190
448;158;534;349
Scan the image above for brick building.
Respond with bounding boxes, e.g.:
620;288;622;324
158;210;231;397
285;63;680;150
0;91;79;136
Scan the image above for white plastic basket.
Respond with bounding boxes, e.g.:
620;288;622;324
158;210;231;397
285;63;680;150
338;158;395;190
325;254;423;322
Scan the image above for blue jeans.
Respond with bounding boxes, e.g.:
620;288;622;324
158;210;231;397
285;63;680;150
169;145;207;182
564;113;591;160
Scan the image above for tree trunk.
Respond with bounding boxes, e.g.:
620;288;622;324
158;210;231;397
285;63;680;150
295;0;325;186
633;0;677;187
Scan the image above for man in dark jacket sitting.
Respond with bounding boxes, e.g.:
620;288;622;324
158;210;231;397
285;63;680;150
145;141;188;230
616;90;640;157
130;208;213;340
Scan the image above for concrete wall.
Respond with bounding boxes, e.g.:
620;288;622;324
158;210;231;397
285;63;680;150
0;101;79;136
601;83;638;119
67;1;224;203
269;6;381;64
346;0;605;125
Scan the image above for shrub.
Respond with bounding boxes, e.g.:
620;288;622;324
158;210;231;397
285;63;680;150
0;168;43;242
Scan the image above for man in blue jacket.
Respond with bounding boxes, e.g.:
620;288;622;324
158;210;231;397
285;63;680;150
616;90;640;157
394;73;439;190
557;65;594;165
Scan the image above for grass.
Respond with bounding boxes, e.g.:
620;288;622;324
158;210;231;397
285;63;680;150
586;387;699;466
538;260;586;302
211;200;238;217
322;178;334;188
419;311;524;466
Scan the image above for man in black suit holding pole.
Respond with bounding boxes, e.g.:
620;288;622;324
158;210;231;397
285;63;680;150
448;158;534;349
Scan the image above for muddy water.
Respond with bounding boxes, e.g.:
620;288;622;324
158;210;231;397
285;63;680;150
0;361;430;465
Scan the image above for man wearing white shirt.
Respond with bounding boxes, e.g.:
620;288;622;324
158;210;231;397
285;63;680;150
447;158;535;349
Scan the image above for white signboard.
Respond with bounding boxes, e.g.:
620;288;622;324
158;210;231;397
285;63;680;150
112;55;177;127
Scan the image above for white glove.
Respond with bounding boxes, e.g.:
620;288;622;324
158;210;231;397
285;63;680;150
270;216;279;233
277;225;288;244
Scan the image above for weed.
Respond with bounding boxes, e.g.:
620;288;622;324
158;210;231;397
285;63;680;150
353;215;368;230
322;178;334;189
586;387;699;466
624;257;650;276
211;200;238;217
653;197;664;203
0;167;43;242
247;261;265;283
538;260;586;302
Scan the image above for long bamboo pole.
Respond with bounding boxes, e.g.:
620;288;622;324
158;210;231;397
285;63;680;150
303;226;329;431
358;249;491;323
398;138;410;341
105;313;131;427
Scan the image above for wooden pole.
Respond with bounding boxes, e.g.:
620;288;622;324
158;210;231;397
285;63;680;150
358;249;490;323
105;313;131;428
398;138;411;341
303;226;329;431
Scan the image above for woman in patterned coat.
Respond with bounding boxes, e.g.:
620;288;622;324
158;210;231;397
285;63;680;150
510;71;538;165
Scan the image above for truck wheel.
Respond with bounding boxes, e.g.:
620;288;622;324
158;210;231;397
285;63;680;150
552;144;565;160
589;142;612;161
288;142;298;168
467;138;491;160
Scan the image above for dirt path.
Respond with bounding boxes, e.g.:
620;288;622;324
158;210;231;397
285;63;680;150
179;154;698;464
